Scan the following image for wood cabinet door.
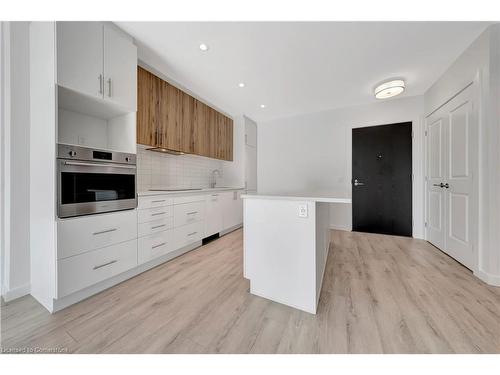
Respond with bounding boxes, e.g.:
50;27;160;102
137;67;160;146
57;22;104;99
181;93;195;153
225;116;234;161
103;24;137;111
193;100;210;157
158;81;182;151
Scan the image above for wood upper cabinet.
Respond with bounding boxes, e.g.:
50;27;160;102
181;93;195;153
159;81;182;152
137;67;160;146
137;66;233;161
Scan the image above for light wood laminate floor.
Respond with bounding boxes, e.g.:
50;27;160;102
2;229;500;353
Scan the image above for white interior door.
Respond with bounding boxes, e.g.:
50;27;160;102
426;85;476;270
426;116;446;250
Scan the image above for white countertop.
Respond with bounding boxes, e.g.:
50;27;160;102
137;187;244;197
241;191;351;203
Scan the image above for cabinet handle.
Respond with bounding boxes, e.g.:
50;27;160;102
186;211;198;215
151;224;166;230
152;200;166;203
187;232;197;236
152;242;167;249
107;78;112;97
92;228;117;235
93;259;117;270
151;212;166;216
98;74;103;95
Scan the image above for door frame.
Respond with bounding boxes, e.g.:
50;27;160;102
351;122;413;236
349;118;424;239
424;71;481;274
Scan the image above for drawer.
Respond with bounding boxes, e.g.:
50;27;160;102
57;210;137;259
173;194;206;205
138;206;174;224
138;230;174;264
174;201;205;228
138;195;173;209
138;216;174;237
57;238;137;298
174;221;204;249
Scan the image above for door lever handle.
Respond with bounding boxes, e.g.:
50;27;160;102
433;183;444;188
443;183;450;189
353;179;365;186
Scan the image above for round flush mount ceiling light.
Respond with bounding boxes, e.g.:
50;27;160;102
374;79;405;99
199;43;209;52
260;104;266;108
238;82;245;88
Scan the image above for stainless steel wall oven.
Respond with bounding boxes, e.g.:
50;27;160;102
57;144;137;218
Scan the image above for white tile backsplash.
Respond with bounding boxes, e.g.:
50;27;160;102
136;145;224;192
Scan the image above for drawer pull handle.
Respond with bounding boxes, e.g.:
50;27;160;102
151;224;166;230
152;200;166;203
212;194;219;197
93;228;117;235
93;260;117;270
151;212;167;216
187;231;198;236
187;211;198;215
152;242;167;249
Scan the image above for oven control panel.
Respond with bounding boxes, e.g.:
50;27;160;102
57;144;136;165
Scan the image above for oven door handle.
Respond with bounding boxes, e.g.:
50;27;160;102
63;161;136;169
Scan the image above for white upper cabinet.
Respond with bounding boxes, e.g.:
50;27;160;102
103;24;137;111
57;22;104;100
56;22;137;112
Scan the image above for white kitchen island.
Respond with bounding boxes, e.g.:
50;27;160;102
242;192;351;314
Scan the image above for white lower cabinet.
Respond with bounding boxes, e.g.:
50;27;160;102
174;221;205;249
57;209;137;259
205;193;223;236
58;238;137;298
221;190;243;230
55;190;243;307
173;201;205;227
138;229;174;264
138;216;173;237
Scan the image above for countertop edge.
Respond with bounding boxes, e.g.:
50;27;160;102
138;187;245;197
241;194;352;203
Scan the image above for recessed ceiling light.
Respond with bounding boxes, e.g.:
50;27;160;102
238;82;245;88
260;104;266;108
374;79;405;99
199;43;209;52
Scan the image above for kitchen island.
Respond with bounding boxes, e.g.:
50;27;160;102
242;192;351;314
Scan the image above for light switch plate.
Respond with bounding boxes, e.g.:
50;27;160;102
298;203;308;218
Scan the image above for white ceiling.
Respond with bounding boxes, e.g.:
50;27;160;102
117;22;490;122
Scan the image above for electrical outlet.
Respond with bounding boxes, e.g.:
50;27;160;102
298;203;308;218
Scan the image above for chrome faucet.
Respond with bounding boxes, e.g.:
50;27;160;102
210;169;221;188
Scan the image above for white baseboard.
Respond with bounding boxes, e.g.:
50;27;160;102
475;269;500;287
1;283;30;302
330;224;352;231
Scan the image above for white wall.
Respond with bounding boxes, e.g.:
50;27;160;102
424;24;500;286
1;22;31;301
257;96;425;237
